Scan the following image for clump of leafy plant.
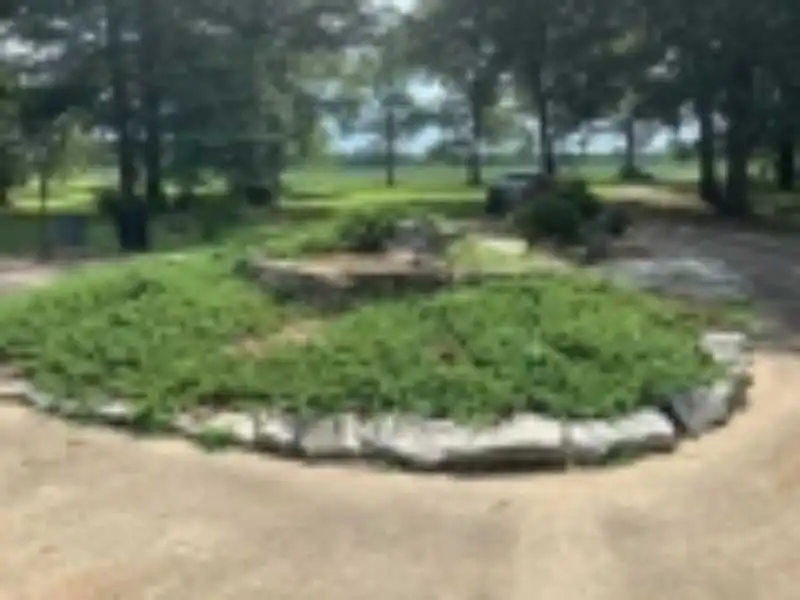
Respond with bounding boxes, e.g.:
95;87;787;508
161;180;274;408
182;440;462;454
234;275;721;421
0;253;299;414
513;191;585;245
0;260;724;424
559;178;602;220
335;207;408;253
513;178;630;247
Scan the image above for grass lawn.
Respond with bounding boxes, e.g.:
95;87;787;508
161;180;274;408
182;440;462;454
3;159;798;263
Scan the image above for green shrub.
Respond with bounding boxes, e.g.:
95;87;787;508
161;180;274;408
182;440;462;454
513;178;614;247
335;208;405;253
558;178;602;220
513;191;584;246
242;184;275;207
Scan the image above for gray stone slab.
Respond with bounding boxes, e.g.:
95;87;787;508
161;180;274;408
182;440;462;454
0;378;34;399
254;411;299;453
22;387;55;411
609;408;677;453
92;401;136;426
53;398;88;418
362;416;476;470
700;331;751;367
172;413;203;437
297;414;364;459
668;374;749;437
455;413;566;467
565;420;620;464
204;411;259;445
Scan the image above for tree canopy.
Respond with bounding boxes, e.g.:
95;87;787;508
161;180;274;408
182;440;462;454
0;0;797;223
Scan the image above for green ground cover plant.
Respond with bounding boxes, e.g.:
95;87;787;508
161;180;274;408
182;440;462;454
0;251;725;424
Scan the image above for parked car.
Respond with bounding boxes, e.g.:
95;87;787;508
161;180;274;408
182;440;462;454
484;169;551;216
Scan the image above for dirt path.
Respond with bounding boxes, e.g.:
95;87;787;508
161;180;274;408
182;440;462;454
2;232;800;600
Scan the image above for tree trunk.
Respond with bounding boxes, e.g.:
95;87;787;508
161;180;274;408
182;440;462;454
466;98;484;187
622;114;636;173
721;56;754;219
107;0;136;201
106;0;149;252
537;100;555;175
695;86;720;204
384;105;397;187
775;133;795;191
138;0;164;209
37;167;51;260
531;64;555;176
241;0;274;201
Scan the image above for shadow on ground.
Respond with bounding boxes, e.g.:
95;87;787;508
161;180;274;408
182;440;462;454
617;179;800;235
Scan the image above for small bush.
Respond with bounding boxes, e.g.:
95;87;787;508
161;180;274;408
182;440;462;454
243;184;275;207
513;178;623;248
513;188;585;246
558;178;602;220
335;208;405;253
517;193;584;245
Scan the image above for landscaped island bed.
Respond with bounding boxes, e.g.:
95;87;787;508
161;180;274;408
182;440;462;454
0;249;752;470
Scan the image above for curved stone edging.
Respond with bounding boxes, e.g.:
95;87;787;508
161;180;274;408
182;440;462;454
0;331;752;472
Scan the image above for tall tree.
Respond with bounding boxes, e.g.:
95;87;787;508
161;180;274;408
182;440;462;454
136;0;166;207
406;0;507;185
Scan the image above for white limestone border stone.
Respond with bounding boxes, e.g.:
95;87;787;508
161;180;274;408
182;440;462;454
0;330;752;473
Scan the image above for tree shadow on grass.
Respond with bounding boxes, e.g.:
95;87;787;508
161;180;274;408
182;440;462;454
0;192;487;265
0;209;253;261
602;180;800;236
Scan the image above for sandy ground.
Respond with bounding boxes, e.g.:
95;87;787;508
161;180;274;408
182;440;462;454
1;224;800;599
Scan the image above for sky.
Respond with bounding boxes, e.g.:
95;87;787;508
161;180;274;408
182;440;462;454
332;119;699;156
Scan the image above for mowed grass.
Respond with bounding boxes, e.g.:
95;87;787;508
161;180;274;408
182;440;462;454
0;158;706;258
9;157;697;213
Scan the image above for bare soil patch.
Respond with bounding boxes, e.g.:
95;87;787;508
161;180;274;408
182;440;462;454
228;318;326;358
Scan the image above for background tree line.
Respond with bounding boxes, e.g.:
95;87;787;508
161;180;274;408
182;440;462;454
0;0;797;226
